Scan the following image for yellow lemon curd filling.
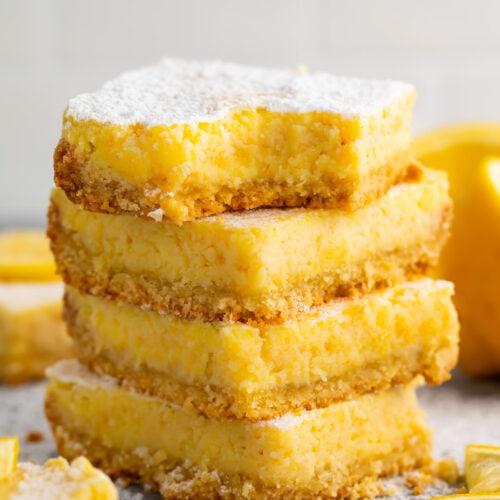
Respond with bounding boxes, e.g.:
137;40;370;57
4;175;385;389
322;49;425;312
45;360;431;497
0;283;72;384
65;279;458;420
0;453;118;499
49;166;450;321
61;102;412;222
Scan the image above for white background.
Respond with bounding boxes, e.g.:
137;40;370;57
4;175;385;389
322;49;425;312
1;0;499;225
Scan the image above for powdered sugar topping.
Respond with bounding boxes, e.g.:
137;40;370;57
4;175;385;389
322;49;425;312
66;59;414;126
0;282;63;311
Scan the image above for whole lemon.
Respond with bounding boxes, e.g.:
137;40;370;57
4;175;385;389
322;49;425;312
415;124;500;376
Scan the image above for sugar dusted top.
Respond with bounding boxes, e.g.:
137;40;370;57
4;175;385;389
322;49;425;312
0;282;63;311
66;59;414;127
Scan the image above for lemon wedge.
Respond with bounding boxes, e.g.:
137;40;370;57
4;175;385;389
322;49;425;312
0;437;18;480
414;124;500;376
465;445;500;493
0;230;59;282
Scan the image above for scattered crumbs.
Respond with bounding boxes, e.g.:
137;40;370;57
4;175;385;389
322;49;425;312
384;483;398;496
124;494;145;500
143;483;155;494
404;467;436;496
435;457;461;485
26;430;44;443
115;477;132;489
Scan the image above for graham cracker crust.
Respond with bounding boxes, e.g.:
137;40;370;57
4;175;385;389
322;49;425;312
54;139;410;223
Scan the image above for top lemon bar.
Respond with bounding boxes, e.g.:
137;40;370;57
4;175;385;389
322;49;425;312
55;59;415;222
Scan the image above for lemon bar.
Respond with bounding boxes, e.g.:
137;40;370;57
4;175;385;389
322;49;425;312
0;283;73;383
54;59;415;223
45;360;432;499
49;165;451;322
0;437;117;499
0;230;59;282
65;279;458;420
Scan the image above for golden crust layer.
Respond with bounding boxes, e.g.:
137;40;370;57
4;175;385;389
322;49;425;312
54;139;410;223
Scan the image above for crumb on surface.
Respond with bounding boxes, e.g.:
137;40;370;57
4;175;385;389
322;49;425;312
384;483;398;496
404;466;436;495
26;431;44;443
435;458;461;484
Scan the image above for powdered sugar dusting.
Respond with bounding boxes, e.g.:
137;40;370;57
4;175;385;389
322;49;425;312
146;208;164;222
256;409;315;430
46;360;119;390
0;282;63;311
11;462;77;500
66;59;414;126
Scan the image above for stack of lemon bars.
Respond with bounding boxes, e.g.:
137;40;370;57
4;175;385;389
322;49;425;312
45;60;459;499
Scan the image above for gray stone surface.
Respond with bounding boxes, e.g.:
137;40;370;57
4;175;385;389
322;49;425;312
0;370;498;499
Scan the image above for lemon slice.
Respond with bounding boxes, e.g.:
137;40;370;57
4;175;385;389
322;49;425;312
0;230;59;282
0;437;18;479
414;124;500;376
465;444;500;493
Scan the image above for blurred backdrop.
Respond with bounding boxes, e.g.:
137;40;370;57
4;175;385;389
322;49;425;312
1;0;499;226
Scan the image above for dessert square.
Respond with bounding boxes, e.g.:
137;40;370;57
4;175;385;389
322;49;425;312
48;165;451;322
0;230;59;282
54;59;415;222
0;283;72;384
65;279;458;420
45;360;432;499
